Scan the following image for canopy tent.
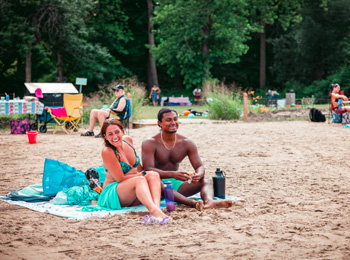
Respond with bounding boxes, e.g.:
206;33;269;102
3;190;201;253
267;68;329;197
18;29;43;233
24;83;78;94
24;83;79;107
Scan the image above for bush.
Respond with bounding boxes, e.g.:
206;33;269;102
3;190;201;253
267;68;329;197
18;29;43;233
203;80;243;120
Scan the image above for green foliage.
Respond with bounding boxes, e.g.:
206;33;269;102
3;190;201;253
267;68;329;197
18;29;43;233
271;0;350;88
152;0;256;89
204;80;243;120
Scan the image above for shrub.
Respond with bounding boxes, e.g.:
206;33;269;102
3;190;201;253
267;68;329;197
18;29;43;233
203;80;243;120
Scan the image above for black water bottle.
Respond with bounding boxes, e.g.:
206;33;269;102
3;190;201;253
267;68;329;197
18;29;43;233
213;168;226;199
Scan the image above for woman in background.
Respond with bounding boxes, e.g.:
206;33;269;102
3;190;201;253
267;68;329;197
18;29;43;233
149;84;161;107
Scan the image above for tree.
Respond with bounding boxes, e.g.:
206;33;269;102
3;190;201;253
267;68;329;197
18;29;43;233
147;0;158;90
152;0;257;89
246;0;306;89
270;0;348;89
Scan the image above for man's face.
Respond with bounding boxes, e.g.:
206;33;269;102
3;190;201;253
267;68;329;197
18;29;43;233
114;89;124;98
159;111;178;133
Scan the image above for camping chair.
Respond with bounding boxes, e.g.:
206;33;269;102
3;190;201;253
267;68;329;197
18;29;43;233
46;94;83;134
110;98;132;134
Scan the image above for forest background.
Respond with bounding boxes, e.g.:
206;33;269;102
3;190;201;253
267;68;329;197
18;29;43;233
1;0;349;100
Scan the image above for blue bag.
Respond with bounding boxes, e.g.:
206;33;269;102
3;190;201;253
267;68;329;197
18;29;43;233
42;158;88;197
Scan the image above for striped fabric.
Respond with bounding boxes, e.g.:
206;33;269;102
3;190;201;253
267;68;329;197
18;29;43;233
0;100;44;115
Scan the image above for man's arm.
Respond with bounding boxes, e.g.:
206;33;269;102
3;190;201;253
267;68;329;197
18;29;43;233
141;139;189;181
187;139;205;183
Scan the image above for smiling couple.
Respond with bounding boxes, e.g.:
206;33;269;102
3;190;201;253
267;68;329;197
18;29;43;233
98;107;233;225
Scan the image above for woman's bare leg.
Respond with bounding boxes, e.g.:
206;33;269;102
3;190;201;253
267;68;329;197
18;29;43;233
117;176;167;218
144;171;162;206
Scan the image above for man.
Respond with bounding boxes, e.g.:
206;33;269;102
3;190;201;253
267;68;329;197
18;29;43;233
81;85;127;138
142;107;233;210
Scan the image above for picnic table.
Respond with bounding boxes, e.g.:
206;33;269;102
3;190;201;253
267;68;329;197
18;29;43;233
0;100;44;115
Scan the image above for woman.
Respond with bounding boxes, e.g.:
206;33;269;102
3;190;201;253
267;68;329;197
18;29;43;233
330;83;350;112
98;118;171;224
149;84;161;107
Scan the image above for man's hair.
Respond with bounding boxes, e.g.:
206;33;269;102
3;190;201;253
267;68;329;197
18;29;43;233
157;107;178;122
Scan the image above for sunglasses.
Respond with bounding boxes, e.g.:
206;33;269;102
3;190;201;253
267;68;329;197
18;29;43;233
114;89;121;92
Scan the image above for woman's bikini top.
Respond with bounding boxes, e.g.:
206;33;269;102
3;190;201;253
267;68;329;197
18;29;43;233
106;140;140;175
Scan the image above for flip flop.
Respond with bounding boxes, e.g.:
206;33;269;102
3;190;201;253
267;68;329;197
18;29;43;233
155;216;172;225
140;215;155;224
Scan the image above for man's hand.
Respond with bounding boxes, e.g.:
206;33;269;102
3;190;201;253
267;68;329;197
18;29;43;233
174;171;191;181
190;171;204;183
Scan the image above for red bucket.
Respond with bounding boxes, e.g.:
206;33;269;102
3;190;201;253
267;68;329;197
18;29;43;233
27;131;38;144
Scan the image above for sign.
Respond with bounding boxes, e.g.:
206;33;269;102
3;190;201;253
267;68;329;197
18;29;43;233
75;78;87;86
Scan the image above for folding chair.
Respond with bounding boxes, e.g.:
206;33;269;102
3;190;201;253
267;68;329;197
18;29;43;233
109;97;132;134
46;94;83;134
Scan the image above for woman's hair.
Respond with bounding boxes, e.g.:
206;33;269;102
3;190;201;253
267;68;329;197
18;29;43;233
330;83;339;92
100;119;124;155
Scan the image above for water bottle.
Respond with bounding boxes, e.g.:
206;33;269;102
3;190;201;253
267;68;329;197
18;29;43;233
339;99;342;108
213;168;226;199
164;181;175;212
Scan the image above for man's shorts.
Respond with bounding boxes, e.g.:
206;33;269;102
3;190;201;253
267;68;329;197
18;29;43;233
162;178;183;191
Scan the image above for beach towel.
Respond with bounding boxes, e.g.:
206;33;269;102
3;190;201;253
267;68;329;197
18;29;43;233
45;106;67;117
0;184;243;220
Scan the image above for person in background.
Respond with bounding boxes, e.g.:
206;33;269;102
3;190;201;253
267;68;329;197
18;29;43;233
99;118;171;224
330;83;350;112
192;87;202;105
149;84;161;107
81;85;126;138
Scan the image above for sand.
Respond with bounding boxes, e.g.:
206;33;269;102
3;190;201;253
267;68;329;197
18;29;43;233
0;118;350;259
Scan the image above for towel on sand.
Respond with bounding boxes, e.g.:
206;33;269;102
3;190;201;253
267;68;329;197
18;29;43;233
0;184;243;220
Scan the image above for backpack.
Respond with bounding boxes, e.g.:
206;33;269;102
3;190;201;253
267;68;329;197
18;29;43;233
309;108;326;122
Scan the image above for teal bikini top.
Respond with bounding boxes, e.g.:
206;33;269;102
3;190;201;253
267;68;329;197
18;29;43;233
106;140;140;175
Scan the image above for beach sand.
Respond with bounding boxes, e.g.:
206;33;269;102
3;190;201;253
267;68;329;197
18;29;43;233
1;118;350;259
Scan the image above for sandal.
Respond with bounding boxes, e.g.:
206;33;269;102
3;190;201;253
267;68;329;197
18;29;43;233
140;215;172;225
141;215;155;224
156;216;172;225
81;131;94;136
95;133;101;138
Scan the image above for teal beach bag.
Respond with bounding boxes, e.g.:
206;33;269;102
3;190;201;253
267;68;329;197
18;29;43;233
42;158;88;197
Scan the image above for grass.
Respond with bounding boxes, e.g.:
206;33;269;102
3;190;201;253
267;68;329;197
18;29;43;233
137;105;209;120
0;103;331;130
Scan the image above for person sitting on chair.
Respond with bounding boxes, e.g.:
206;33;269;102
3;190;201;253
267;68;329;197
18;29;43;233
81;85;127;138
330;83;350;113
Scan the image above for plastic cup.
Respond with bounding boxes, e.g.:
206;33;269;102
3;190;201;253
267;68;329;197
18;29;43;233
27;131;38;144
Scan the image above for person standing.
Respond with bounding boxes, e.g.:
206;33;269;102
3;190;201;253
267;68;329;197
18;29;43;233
149;84;161;107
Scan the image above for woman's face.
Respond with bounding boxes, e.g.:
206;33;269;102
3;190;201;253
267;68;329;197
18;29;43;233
105;124;124;148
334;84;340;93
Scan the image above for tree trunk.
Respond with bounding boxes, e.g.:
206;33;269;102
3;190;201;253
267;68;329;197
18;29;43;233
259;20;266;89
201;15;211;81
147;0;158;90
25;53;32;82
57;50;64;82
